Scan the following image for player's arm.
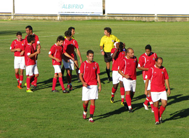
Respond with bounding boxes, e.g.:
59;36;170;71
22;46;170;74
97;74;101;92
36;36;41;49
111;43;119;59
100;37;105;55
165;79;171;96
144;79;149;96
48;54;61;62
137;57;148;71
138;66;149;71
118;69;129;79
10;48;21;52
76;48;83;63
79;73;87;87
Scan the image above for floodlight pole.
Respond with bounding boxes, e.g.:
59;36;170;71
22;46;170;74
11;0;15;20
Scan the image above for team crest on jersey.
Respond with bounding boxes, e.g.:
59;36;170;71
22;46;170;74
112;40;114;42
162;71;164;74
93;66;96;69
153;57;155;60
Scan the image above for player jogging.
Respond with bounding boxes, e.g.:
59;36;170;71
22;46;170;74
138;45;158;112
10;31;26;89
118;48;138;113
100;27;120;82
79;50;101;123
62;30;83;91
24;35;40;93
145;57;170;125
110;42;126;105
25;25;41;89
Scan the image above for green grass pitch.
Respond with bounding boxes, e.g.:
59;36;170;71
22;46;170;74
0;20;188;138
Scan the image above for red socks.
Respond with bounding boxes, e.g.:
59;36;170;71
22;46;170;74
52;78;57;90
144;96;149;105
33;77;37;86
90;105;95;115
19;75;23;85
126;94;132;109
159;106;166;117
26;77;30;90
111;87;117;97
153;107;159;122
148;96;154;109
15;73;19;84
59;77;65;90
120;87;125;102
83;103;88;112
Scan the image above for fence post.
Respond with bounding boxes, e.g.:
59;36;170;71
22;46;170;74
11;0;15;19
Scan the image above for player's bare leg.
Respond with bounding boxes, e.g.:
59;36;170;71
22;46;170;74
31;73;39;90
52;73;58;92
143;90;154;112
83;100;89;119
125;91;133;112
61;65;65;80
26;76;33;93
89;99;95;122
110;84;118;103
106;62;111;81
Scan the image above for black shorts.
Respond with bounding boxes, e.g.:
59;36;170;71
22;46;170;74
104;52;112;62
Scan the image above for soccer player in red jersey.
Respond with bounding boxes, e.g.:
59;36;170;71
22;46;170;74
25;35;40;93
110;42;126;105
10;31;26;89
25;25;41;89
63;30;83;91
138;45;158;112
118;48;138;113
79;50;101;122
145;57;170;125
48;36;75;93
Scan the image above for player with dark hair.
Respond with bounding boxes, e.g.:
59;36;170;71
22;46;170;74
138;44;158;112
100;27;120;82
79;50;101;122
25;25;41;89
63;30;83;91
24;35;40;92
10;31;26;89
145;57;170;125
110;42;126;105
49;36;75;93
118;48;138;113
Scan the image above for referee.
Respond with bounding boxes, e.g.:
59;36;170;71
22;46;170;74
100;27;120;81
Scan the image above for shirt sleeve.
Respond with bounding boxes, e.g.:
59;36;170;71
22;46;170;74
73;40;79;48
100;37;104;47
111;48;116;56
96;63;100;74
79;62;84;74
35;35;40;44
114;36;120;42
138;56;144;67
10;41;15;50
25;46;31;57
49;46;54;55
118;60;125;71
164;68;169;79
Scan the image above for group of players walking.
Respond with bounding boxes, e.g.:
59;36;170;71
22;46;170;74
10;26;170;125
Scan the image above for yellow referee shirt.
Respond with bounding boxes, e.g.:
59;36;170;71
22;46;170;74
100;35;120;52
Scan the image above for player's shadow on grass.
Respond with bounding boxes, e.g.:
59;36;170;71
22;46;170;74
167;94;188;106
132;94;146;102
94;106;127;121
163;108;189;122
36;78;58;90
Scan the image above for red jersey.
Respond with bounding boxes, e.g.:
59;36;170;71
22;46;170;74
111;48;125;71
25;43;36;66
147;66;169;92
138;52;158;80
118;56;138;80
10;39;26;57
25;34;40;51
79;61;100;86
63;39;79;59
49;44;65;65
